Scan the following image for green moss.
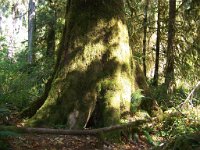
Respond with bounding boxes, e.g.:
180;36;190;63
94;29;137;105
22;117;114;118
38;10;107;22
27;0;135;130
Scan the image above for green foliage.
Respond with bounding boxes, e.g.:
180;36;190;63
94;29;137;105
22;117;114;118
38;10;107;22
0;48;54;110
147;107;199;150
156;133;200;150
0;131;19;138
174;0;200;85
0;130;18;150
0;140;10;150
0;0;199;148
143;130;156;146
130;89;144;113
0;107;10;114
33;0;65;60
151;83;200;135
0;105;10;124
151;83;200;111
172;134;200;150
163;114;200;137
150;84;167;106
149;81;200;149
0;104;19;150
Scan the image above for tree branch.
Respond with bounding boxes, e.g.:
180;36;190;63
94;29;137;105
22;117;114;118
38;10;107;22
180;81;200;109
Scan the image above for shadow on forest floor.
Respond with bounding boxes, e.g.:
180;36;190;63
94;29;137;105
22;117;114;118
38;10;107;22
4;134;152;150
0;107;152;150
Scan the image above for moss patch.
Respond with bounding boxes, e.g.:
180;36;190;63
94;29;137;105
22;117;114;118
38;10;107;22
27;0;136;129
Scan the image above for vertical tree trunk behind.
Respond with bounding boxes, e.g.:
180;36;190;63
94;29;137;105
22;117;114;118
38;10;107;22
8;3;18;59
28;0;36;64
153;0;161;86
0;13;2;34
46;28;56;57
165;0;176;94
26;0;136;129
0;14;1;51
46;2;57;58
142;0;149;77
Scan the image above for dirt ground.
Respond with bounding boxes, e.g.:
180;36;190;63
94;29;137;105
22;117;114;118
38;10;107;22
4;133;152;150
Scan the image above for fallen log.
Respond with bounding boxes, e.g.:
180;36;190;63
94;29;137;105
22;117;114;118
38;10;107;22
0;120;145;136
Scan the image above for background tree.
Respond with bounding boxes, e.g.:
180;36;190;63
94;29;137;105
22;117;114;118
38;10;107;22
165;0;176;95
175;0;200;86
46;4;56;58
153;0;161;86
28;0;36;64
142;0;149;77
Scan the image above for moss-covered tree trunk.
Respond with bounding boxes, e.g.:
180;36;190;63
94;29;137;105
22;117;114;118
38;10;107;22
26;0;138;129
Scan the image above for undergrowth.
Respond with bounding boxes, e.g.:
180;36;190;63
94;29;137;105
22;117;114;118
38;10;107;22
0;49;54;110
149;83;200;150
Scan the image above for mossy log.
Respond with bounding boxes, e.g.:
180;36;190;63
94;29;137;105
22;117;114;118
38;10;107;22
0;120;145;136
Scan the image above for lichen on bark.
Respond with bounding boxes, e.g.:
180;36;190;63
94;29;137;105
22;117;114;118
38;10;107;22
27;0;136;129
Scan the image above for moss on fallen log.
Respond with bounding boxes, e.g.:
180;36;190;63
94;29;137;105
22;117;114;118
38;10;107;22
0;120;145;136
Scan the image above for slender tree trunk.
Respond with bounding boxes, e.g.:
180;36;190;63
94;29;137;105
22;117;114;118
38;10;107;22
153;0;161;86
0;13;2;50
165;0;176;94
28;0;36;64
0;13;2;34
8;3;18;59
46;12;56;57
26;0;136;129
142;0;149;77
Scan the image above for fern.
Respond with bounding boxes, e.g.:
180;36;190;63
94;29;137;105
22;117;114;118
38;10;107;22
143;130;155;146
130;89;144;113
0;131;19;138
0;130;18;150
0;108;10;113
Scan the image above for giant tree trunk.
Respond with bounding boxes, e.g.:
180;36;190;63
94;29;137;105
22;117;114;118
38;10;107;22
27;0;136;129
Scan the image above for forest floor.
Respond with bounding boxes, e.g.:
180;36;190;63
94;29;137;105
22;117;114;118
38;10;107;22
5;134;152;150
1;110;153;150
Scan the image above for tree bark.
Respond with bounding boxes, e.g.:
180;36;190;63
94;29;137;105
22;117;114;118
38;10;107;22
46;2;56;58
165;0;176;94
7;3;18;59
142;0;149;77
0;13;2;34
153;0;161;86
28;0;36;64
26;0;136;129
